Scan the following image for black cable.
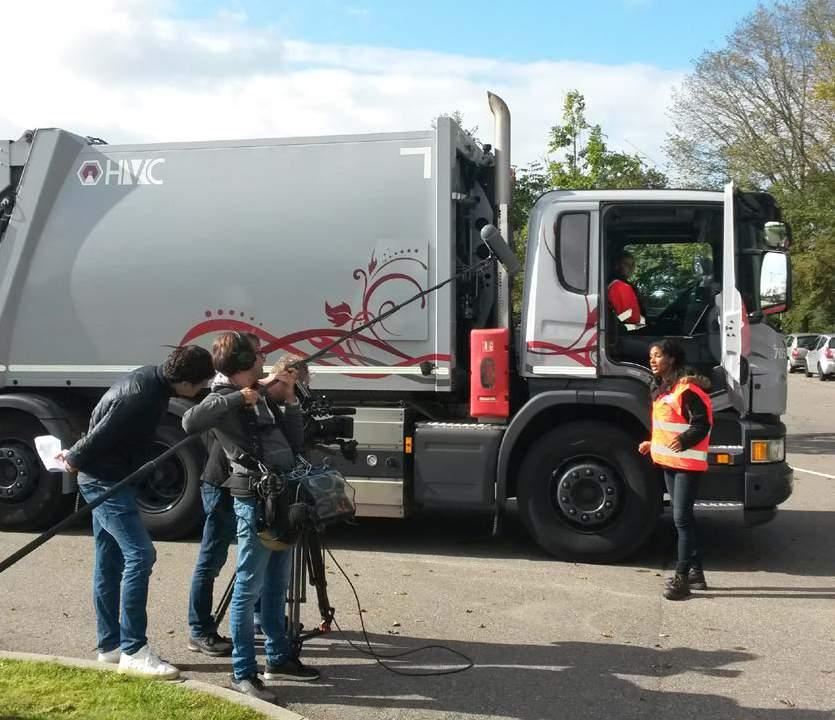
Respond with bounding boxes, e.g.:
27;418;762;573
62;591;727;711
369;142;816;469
322;542;474;677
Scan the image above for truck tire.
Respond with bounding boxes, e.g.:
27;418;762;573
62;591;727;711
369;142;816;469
0;412;67;531
517;421;661;563
134;417;205;540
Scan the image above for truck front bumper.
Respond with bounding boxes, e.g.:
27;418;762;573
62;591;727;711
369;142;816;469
698;460;793;522
745;461;793;507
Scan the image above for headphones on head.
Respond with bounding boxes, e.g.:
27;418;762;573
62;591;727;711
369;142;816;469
228;331;257;374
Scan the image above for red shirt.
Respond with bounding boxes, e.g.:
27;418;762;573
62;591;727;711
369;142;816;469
608;279;642;325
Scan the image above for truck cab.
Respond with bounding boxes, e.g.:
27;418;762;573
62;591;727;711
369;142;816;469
506;186;792;559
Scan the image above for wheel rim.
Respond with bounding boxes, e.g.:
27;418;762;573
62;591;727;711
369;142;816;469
549;458;624;530
135;441;187;515
0;442;40;503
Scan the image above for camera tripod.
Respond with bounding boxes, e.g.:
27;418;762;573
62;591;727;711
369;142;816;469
212;514;335;658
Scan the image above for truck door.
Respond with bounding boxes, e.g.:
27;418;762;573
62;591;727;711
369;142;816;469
520;200;600;378
721;182;747;412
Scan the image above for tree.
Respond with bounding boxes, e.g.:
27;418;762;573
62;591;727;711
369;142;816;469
546;91;667;190
666;0;835;331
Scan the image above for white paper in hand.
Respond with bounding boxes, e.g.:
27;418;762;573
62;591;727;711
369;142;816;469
34;435;65;472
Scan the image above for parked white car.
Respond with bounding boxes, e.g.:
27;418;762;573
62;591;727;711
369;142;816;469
786;333;820;373
805;333;835;380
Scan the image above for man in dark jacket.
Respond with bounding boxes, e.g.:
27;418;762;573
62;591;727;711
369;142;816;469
60;346;213;679
182;333;318;704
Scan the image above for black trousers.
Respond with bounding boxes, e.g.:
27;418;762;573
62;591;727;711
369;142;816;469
664;470;703;575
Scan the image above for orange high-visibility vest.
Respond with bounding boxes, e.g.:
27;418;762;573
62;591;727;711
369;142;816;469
651;380;713;471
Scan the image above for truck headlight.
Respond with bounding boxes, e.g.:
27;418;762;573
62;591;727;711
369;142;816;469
750;438;785;463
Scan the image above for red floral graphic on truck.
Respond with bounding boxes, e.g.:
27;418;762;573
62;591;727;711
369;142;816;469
179;249;448;380
526;296;599;368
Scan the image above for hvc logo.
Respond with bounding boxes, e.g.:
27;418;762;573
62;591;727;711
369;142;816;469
77;158;165;186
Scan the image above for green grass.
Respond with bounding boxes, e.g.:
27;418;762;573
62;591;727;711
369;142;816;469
0;660;269;720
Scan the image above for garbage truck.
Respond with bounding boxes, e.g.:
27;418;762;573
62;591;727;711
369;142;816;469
0;92;793;561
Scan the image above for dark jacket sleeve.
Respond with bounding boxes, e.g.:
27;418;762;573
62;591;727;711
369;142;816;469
66;396;139;470
182;391;246;434
677;390;711;450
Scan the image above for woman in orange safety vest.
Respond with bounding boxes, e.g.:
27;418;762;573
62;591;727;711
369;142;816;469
639;339;713;600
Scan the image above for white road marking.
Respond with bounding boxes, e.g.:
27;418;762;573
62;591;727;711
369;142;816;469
793;466;835;480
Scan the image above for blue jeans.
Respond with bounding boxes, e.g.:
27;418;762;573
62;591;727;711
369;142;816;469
664;470;703;575
188;484;237;639
230;497;292;681
78;475;157;655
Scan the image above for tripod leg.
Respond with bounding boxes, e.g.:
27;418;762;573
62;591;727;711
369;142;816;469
305;528;334;629
287;532;307;658
213;572;236;628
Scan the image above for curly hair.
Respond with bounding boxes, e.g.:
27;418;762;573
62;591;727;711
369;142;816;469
162;345;214;384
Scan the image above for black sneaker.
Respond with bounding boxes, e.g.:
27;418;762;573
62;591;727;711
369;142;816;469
188;633;233;657
264;657;321;681
663;572;691;601
230;674;277;703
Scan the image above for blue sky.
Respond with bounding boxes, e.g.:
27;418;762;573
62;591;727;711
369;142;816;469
175;0;762;68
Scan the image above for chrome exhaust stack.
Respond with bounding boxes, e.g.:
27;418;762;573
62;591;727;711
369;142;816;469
488;91;512;329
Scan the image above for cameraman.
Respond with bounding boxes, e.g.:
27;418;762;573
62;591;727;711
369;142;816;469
182;334;319;703
187;333;265;658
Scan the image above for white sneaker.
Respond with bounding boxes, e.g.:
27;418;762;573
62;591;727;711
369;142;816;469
118;644;180;680
97;647;121;664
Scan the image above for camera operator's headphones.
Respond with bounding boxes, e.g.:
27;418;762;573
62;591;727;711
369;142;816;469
227;331;258;374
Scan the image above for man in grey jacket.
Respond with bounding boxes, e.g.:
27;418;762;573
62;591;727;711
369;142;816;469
182;332;318;703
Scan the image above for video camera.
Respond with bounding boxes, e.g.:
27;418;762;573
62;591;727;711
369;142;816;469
295;382;358;461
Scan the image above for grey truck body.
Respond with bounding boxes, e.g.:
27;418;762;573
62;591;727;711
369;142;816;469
1;122;484;393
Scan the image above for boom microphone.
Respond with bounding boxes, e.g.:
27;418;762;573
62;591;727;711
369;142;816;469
480;224;522;276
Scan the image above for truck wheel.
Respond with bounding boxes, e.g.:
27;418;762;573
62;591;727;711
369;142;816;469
0;412;67;531
134;417;205;540
517;421;661;562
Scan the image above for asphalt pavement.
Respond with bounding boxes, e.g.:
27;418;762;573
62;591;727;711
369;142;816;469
1;373;833;720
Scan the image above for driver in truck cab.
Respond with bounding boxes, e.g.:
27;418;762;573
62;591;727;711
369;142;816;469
608;250;645;331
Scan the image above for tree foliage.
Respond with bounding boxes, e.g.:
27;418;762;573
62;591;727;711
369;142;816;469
666;0;835;331
545;91;667;191
508;91;667;321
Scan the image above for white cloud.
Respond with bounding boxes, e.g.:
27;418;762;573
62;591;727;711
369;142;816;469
1;0;683;168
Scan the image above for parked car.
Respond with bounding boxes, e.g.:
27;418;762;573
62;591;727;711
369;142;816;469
804;333;835;380
786;333;820;373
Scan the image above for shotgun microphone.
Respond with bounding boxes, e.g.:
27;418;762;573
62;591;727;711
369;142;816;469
480;224;522;276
